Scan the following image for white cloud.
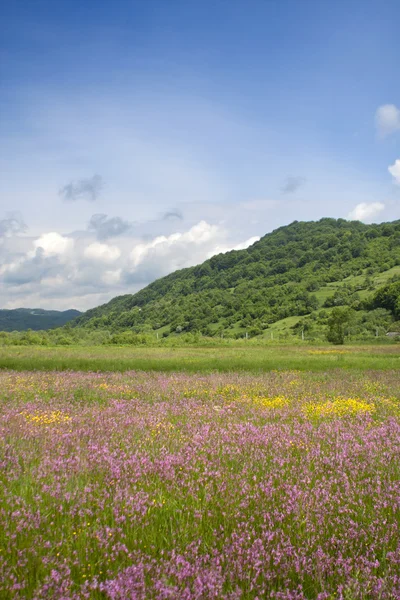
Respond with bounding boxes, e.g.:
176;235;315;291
32;232;74;257
1;220;260;310
375;104;400;137
347;202;385;222
208;236;260;256
388;159;400;185
0;232;74;282
129;221;220;269
84;242;121;263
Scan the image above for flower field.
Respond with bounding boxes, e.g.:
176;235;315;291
1;369;400;599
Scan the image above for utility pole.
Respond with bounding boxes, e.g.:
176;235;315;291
301;328;304;341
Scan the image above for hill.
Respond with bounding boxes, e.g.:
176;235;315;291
0;308;82;332
72;218;400;340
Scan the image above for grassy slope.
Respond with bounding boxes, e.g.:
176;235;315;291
260;266;400;337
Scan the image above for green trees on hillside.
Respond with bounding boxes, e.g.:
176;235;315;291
370;281;400;318
70;219;400;339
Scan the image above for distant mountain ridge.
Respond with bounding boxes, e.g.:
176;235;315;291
0;308;82;332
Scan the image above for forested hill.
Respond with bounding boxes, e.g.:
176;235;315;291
72;218;400;338
0;308;82;332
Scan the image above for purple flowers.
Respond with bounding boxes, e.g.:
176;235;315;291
1;369;400;598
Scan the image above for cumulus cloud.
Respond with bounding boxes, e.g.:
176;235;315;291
0;212;27;238
32;232;74;258
88;214;132;239
129;221;220;274
84;242;121;263
59;175;103;202
388;159;400;185
375;104;400;138
2;253;60;285
1;232;75;285
1;220;260;310
281;176;306;195
347;202;385;222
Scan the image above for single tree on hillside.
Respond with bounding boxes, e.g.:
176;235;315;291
326;307;355;345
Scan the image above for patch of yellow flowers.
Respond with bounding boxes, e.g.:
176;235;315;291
20;410;71;425
303;398;375;419
254;396;289;409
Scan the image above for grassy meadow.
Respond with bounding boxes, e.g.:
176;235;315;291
1;356;400;599
0;343;400;373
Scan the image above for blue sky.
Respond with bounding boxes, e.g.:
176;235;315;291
1;0;399;309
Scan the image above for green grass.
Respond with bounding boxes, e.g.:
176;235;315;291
0;344;399;373
314;283;339;304
315;266;400;306
265;315;304;334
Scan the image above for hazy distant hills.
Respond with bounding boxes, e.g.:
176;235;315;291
0;308;82;332
71;218;400;339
